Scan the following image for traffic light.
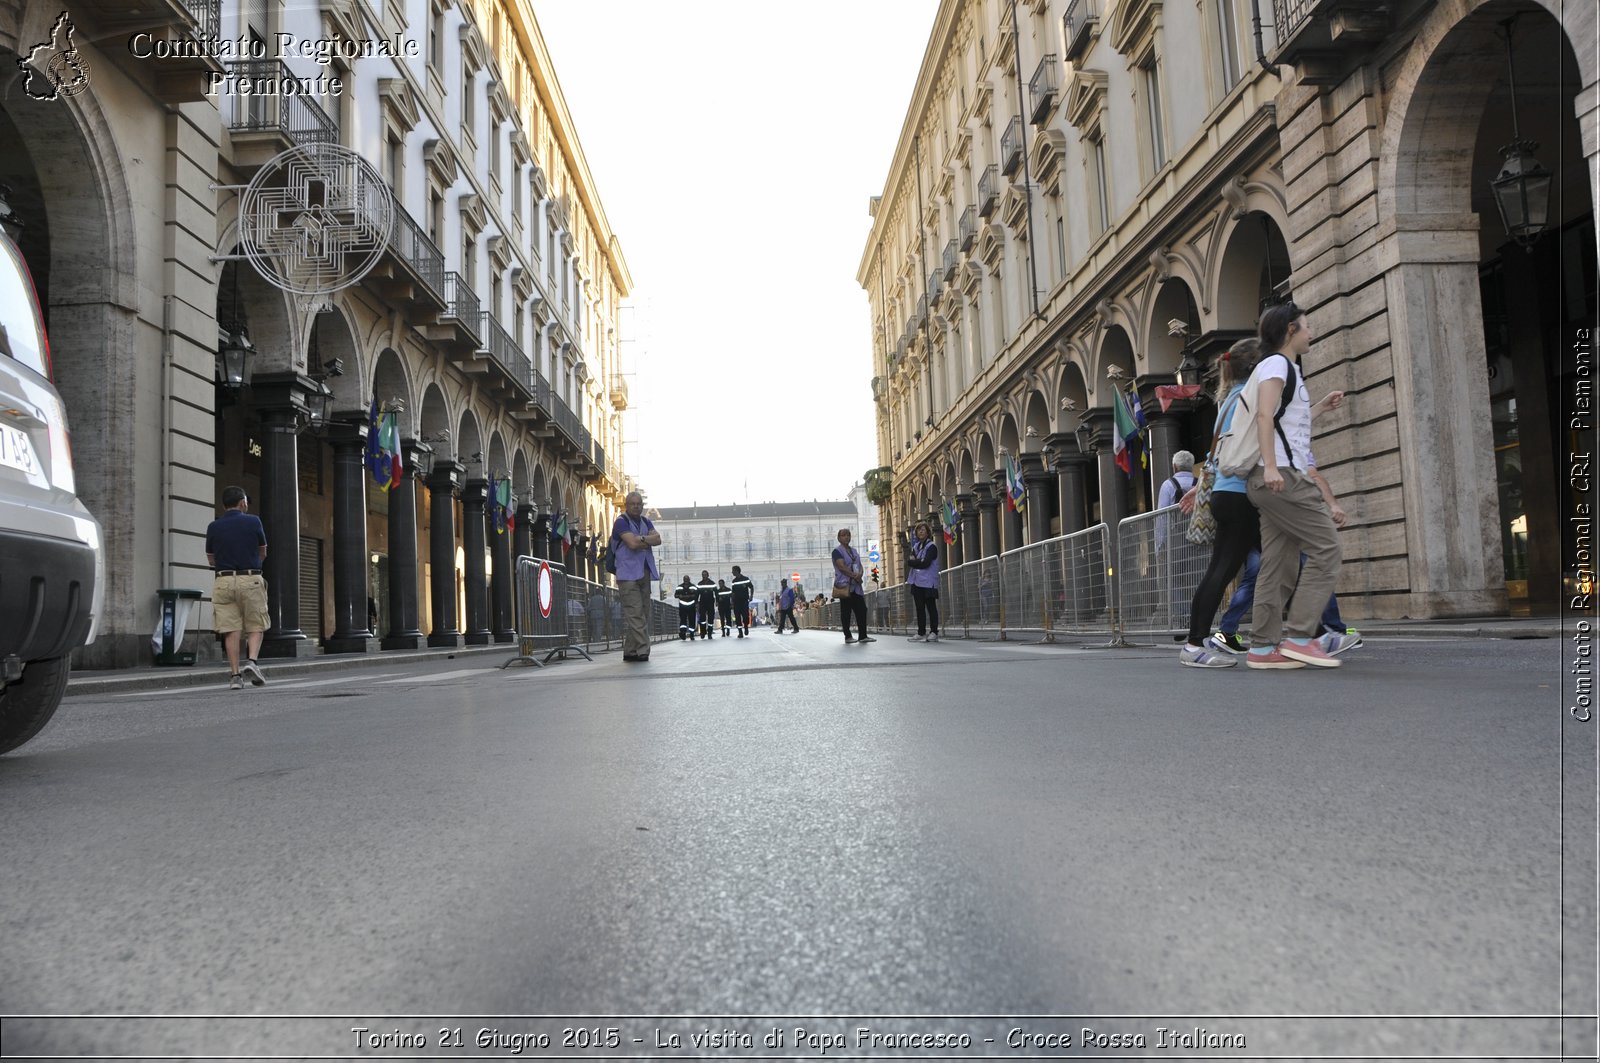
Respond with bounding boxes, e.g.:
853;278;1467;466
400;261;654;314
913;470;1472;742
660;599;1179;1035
871;565;881;585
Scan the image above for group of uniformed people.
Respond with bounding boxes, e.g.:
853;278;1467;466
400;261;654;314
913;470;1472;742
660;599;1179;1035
674;566;757;640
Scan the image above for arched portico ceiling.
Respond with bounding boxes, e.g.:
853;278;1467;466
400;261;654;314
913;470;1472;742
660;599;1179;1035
1145;278;1201;377
1094;326;1137;406
1053;360;1090;433
371;348;412;433
1212;211;1292;331
1021;390;1051;449
512;450;531;495
455;409;483;472
219;255;296;375
487;431;509;481
418;383;451;459
312;305;363;415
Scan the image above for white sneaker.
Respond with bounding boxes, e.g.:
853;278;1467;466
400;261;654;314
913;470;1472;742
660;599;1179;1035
908;634;927;642
927;632;940;642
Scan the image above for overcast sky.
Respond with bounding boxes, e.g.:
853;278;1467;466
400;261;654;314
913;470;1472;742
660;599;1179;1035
531;1;938;509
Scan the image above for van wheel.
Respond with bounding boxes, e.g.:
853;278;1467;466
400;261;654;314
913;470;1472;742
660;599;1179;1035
0;657;69;755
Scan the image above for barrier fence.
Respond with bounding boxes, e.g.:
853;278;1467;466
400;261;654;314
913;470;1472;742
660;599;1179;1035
503;557;680;667
824;504;1217;646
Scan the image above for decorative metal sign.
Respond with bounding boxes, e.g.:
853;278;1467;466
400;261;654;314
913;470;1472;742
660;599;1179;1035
238;142;391;297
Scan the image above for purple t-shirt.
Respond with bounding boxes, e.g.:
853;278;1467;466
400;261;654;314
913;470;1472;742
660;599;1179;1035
832;544;863;594
610;513;659;582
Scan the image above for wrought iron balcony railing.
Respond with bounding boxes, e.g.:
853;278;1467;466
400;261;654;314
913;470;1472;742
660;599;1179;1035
224;60;337;148
959;205;978;251
1029;54;1060;125
1063;0;1099;61
478;312;522;376
441;271;481;342
387;200;445;302
977;165;1000;219
1000;116;1024;177
942;239;958;281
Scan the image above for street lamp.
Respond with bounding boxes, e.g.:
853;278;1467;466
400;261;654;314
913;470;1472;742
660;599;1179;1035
1489;19;1551;250
405;439;434;480
1175;346;1204;388
217;330;255;389
304;378;333;428
1074;416;1095;455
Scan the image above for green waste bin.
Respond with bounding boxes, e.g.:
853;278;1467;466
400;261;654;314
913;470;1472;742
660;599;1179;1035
154;588;202;666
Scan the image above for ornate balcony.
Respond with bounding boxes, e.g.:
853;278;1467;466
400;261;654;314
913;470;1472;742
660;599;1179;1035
1029;54;1060;126
421;271;481;351
942;239;958;281
371;200;446;311
1000;116;1024;177
1063;0;1099;62
959;205;978;251
1270;0;1390;81
977;165;1000;219
609;374;629;411
224;60;338;171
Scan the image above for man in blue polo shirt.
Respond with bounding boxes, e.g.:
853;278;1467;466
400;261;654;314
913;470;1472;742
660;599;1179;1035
611;491;661;663
205;486;269;689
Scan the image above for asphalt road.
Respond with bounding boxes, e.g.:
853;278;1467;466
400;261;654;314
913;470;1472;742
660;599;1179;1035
1;631;1594;1060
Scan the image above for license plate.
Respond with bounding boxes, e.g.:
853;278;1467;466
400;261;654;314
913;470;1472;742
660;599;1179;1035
0;422;38;476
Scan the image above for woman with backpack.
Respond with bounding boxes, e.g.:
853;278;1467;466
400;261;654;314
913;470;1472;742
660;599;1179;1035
1177;338;1265;668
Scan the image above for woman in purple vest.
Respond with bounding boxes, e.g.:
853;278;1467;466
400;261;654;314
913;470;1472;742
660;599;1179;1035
832;528;874;645
905;521;941;643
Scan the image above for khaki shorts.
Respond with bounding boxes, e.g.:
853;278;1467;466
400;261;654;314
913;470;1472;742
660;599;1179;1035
213;573;270;634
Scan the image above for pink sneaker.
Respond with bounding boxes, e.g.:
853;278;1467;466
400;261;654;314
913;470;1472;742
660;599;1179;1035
1245;648;1306;669
1278;638;1342;668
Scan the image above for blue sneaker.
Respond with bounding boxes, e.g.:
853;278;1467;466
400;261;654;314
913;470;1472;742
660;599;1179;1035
1318;631;1362;656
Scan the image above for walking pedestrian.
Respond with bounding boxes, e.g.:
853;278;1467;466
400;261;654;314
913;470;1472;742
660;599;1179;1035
1155;450;1197;553
1243;302;1346;669
715;578;734;636
730;565;754;637
675;576;699;639
832;528;873;644
776;580;799;633
1178;341;1264;668
611;491;661;663
905;520;942;642
205;486;269;689
695;570;717;641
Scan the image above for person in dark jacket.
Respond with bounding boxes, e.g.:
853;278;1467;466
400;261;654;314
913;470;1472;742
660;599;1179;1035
730;565;754;637
696;570;717;641
675;576;699;639
715;579;734;637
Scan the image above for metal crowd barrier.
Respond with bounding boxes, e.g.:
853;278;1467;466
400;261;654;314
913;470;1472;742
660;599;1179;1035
1115;506;1211;644
867;510;1217;645
504;558;680;668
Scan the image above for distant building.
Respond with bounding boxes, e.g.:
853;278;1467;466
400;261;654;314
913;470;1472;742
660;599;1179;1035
652;487;881;607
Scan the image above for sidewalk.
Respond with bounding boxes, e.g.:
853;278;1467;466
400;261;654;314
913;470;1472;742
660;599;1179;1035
66;616;1572;697
66;643;523;698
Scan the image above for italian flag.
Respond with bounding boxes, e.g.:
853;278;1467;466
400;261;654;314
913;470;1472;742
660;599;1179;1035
1112;386;1140;477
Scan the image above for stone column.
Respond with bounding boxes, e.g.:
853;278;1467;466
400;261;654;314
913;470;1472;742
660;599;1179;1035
250;374;316;658
1045;433;1090;537
381;440;427;650
513;503;535;563
974;483;1001;559
993;470;1023;554
324;419;378;654
426;460;464;648
1020;452;1054;544
461;478;491;645
489;499;515;644
1084;407;1128;616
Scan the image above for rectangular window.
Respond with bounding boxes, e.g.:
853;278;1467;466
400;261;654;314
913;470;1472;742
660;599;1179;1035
1056;217;1067;275
429;7;443;68
1091;136;1110;234
1143;61;1167;170
462;67;474;131
429;191;443;245
489;123;501;181
1217;0;1241;89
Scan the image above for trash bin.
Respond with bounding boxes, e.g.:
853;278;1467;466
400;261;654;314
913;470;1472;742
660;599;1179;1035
152;588;202;666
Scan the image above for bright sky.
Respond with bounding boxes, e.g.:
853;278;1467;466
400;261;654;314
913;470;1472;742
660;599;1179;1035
532;1;939;509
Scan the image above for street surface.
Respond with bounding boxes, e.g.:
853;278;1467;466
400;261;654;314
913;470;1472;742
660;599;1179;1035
0;632;1594;1060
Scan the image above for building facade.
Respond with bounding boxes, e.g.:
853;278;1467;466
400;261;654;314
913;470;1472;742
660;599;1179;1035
653;488;882;606
1;0;636;666
860;0;1595;619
